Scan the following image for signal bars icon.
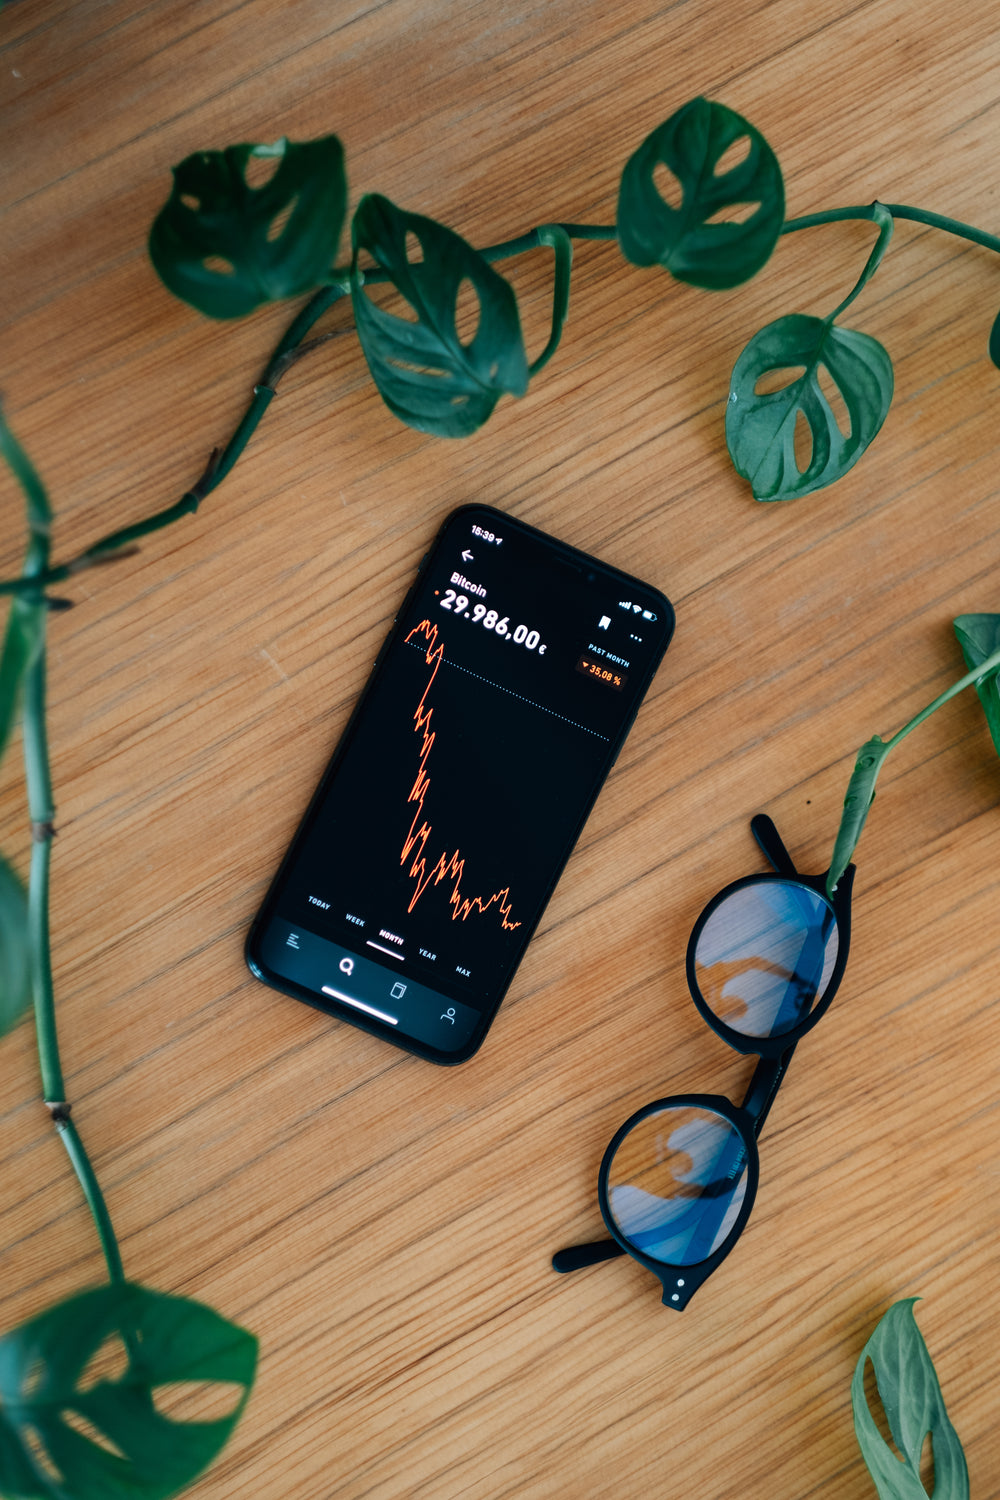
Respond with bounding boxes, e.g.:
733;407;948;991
618;600;657;622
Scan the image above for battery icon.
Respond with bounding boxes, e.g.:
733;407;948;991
642;609;656;621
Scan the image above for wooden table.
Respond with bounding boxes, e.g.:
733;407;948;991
2;1;999;1495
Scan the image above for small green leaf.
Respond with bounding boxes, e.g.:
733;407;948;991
617;96;784;289
0;403;50;768
852;1299;968;1500
0;850;30;1036
0;1281;257;1500
0;407;51;538
726;313;894;501
953;612;1000;756
350;194;529;437
0;598;42;769
149;135;347;319
826;733;889;896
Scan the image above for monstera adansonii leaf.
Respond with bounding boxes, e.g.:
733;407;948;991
350;193;529;438
149;135;347;319
0;1282;257;1500
726;313;894;501
617;96;784;289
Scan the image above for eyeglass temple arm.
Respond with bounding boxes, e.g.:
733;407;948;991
750;813;798;877
552;1239;626;1273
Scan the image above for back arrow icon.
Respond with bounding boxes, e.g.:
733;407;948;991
461;549;474;561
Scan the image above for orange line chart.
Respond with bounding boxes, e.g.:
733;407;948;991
401;619;520;930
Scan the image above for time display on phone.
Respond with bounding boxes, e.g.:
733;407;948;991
246;505;674;1063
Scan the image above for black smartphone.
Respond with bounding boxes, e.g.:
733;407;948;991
246;504;674;1064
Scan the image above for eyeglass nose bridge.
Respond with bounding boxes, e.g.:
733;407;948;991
596;1092;761;1311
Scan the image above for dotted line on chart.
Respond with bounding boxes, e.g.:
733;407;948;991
405;638;611;741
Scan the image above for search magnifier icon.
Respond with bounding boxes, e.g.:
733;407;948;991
339;957;355;976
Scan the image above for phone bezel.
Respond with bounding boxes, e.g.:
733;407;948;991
245;503;675;1064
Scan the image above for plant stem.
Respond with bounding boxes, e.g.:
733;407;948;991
826;641;1000;895
826;202;894;323
21;620;61;1101
0;283;349;598
783;202;1000;256
19;528;127;1285
884;641;1000;752
2;193;998;602
56;1118;126;1285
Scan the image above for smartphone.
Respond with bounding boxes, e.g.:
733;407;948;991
246;504;674;1064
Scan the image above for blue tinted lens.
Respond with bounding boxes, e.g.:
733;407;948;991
606;1105;749;1266
693;879;838;1038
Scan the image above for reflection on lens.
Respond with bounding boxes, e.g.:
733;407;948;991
693;880;838;1038
606;1105;749;1266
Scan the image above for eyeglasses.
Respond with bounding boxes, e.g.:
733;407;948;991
553;815;855;1309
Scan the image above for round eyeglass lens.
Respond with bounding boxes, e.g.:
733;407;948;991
605;1105;750;1267
692;880;839;1039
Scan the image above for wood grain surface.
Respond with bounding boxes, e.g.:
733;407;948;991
2;2;999;1495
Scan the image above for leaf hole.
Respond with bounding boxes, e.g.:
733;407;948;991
179;193;200;212
151;1379;246;1424
21;1358;46;1400
266;195;298;243
23;1425;64;1485
863;1358;907;1463
704;201;760;227
817;362;852;439
77;1333;129;1393
793;408;813;473
243;152;282;190
454;277;481;348
386;356;449;378
405;230;424;267
714;134;752;176
652;160;683;212
202;255;236;277
60;1407;128;1460
754;365;806;396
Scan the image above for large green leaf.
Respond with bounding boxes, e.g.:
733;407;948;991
726;313;894;500
350;193;529;437
852;1300;968;1500
0;1281;257;1500
149;135;347;319
0;850;30;1036
617;96;784;289
953;612;1000;757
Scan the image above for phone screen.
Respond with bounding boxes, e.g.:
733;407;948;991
246;505;674;1062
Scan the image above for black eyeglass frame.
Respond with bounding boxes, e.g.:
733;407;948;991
686;815;854;1059
553;815;855;1310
